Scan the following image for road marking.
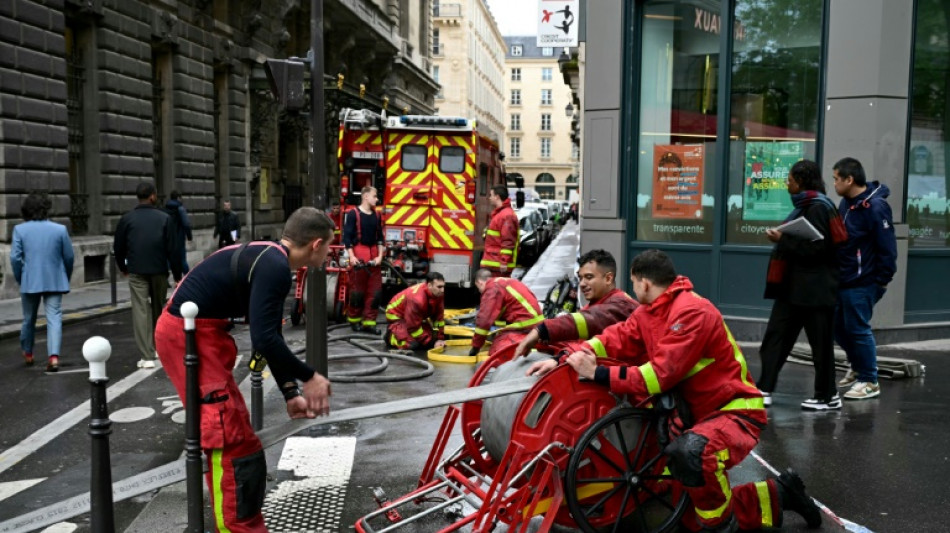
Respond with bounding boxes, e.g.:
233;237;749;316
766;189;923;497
0;479;45;503
0;367;160;476
110;407;155;423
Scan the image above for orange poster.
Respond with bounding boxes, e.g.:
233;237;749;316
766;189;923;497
652;145;704;219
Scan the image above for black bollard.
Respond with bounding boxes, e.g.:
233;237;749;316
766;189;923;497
251;369;263;431
181;302;204;533
83;336;116;533
109;250;117;307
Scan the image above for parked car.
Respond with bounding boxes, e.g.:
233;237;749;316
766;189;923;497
523;202;555;247
516;209;542;266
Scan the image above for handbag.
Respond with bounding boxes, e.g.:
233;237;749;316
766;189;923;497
766;256;787;284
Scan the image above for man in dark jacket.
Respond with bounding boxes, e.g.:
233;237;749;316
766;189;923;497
113;182;182;368
214;199;241;248
164;190;193;273
832;157;897;401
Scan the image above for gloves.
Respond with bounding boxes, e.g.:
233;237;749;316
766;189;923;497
469;347;481;358
408;340;423;351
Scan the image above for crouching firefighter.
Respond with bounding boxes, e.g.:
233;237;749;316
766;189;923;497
155;207;333;533
470;269;543;358
540;250;823;532
385;272;448;351
343;186;385;334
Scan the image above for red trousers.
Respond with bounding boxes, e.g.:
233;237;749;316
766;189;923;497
488;330;527;359
155;312;267;533
676;413;781;530
345;265;382;328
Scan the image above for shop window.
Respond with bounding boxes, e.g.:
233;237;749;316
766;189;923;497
907;0;950;248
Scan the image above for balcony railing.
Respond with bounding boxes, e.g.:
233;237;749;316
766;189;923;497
434;3;461;17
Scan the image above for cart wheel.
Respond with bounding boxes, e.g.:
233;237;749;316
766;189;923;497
564;407;688;533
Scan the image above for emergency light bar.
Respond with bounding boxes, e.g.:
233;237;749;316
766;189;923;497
389;115;471;129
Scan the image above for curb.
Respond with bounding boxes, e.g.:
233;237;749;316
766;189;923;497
0;301;132;341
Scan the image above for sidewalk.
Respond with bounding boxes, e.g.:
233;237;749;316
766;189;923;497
0;280;131;341
520;220;580;298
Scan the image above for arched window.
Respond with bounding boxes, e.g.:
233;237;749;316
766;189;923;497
565;174;579;201
535;173;555;199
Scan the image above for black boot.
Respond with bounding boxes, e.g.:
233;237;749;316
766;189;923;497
361;325;381;335
698;514;737;533
350;322;361;332
776;468;822;528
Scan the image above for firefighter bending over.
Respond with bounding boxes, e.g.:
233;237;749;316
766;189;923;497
531;249;822;532
385;272;448;351
155;207;333;533
469;268;543;358
480;185;519;277
343;186;385;334
513;249;637;367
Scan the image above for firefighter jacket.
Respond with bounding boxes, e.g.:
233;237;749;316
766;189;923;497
541;288;637;343
472;278;543;350
385;283;446;347
584;276;765;424
480;198;519;271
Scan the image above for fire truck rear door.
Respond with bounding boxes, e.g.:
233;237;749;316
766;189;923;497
428;134;476;254
384;132;433;229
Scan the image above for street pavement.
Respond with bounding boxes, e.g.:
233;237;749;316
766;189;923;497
0;222;947;532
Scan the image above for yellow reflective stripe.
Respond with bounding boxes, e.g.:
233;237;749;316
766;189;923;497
588;337;607;358
500;248;513;255
494;320;506;327
572;312;589;339
410;326;425;338
756;481;774;527
474;327;490;336
506;314;545;330
386;313;400;320
389;336;407;348
363;320;377;326
639;362;662;395
347;316;361;324
686;358;715;378
480;259;501;267
723;321;755;388
387;295;405;311
720;397;765;411
505;286;540;318
486;229;501;236
433;320;445;327
695;450;731;520
211;449;231;533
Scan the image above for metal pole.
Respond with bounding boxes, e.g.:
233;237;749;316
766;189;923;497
181;302;204;533
109;250;117;307
251;369;263;431
306;0;329;376
83;336;115;533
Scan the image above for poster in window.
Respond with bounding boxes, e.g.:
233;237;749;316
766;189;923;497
742;141;802;221
652;145;704;219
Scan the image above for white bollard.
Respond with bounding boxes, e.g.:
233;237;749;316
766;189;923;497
83;336;112;381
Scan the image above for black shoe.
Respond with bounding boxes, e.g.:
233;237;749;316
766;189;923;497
777;468;822;528
360;326;381;335
698;514;737;533
350;322;361;332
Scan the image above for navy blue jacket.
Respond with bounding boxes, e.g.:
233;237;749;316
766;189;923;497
837;181;897;289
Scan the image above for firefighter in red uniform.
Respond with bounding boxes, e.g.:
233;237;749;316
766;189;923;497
468;268;543;358
535;250;822;532
385;272;448;351
155;208;333;533
480;185;519;277
513;249;637;363
343;186;385;333
328;200;343;245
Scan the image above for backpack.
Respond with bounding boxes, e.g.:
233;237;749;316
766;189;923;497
814;196;848;245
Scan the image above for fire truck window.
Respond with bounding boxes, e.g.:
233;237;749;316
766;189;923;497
402;145;428;171
479;163;489;193
440;146;466;173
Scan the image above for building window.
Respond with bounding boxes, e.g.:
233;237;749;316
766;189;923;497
433;66;442;97
511;44;523;56
540;138;551;158
541;47;554;56
542;67;552;81
511;89;521;105
432;28;441;55
536;172;556;199
541;89;552;105
572;144;580;160
511;113;521;131
541;114;551;131
510;137;521;158
511;67;521;81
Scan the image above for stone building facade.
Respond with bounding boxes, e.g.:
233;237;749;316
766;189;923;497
0;0;438;298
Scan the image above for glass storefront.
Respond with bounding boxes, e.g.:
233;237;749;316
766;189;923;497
908;0;950;248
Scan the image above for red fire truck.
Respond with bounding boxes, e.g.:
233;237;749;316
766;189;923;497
334;107;506;289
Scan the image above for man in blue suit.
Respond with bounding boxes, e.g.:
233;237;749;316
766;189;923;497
10;193;74;372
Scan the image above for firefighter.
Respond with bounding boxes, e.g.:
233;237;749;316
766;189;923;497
535;250;822;532
327;199;342;245
154;208;333;533
480;185;519;277
343;186;385;334
468;268;543;358
513;249;637;364
384;272;448;351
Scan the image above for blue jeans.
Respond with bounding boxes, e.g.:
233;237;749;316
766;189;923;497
834;284;885;384
20;292;63;356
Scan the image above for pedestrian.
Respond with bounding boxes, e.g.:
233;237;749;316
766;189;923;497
469;268;543;358
384;272;447;351
537;249;822;531
757;160;843;410
832;157;897;400
513;249;637;364
113;182;182;368
342;186;385;334
10;193;74;372
214;199;241;249
164;189;193;274
480;185;519;277
155;207;333;533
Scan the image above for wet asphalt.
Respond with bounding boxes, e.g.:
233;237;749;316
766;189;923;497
0;308;946;533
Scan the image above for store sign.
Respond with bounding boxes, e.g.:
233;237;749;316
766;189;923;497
693;7;745;41
652;145;704;220
538;0;579;46
742;141;802;221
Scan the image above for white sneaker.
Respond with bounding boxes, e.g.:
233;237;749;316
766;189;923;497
801;395;842;411
760;390;773;407
138;359;156;369
838;370;858;388
843;381;880;400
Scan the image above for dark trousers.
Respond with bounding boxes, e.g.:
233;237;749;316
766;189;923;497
757;300;837;401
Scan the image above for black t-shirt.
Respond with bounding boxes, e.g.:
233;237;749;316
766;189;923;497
342;208;383;248
169;243;314;385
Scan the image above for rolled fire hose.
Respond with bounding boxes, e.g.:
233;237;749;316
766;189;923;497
480;352;551;462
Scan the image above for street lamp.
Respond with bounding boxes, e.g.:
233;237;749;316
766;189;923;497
565;102;574;117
